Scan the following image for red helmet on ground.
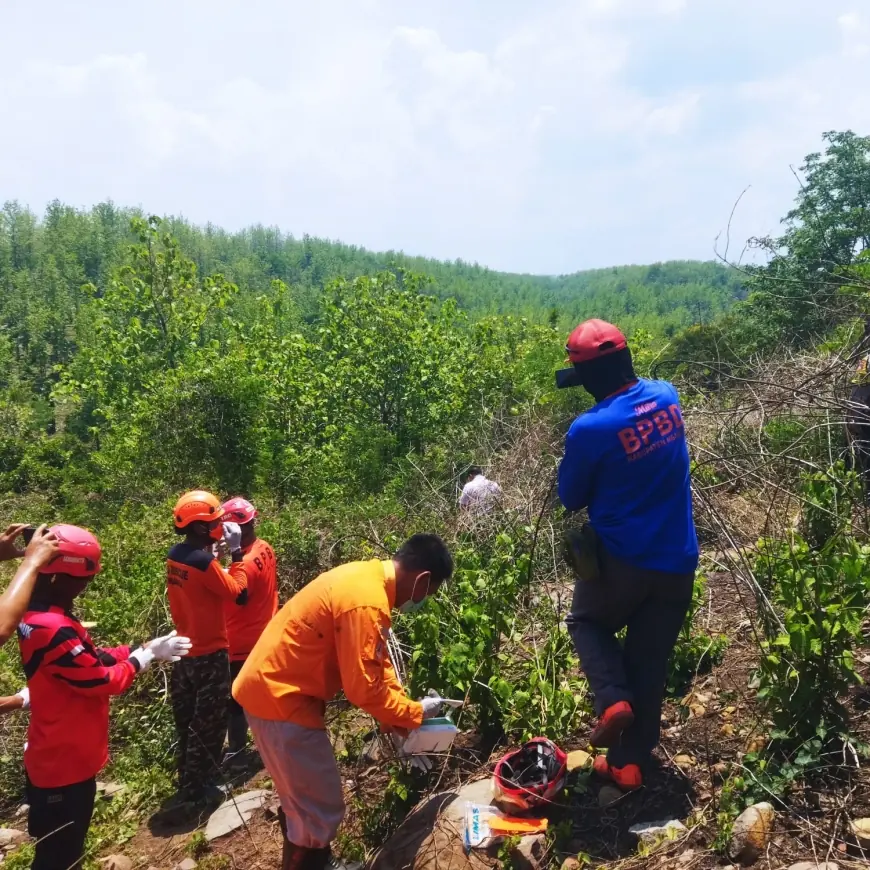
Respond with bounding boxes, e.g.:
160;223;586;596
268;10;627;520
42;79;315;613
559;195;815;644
492;738;567;811
174;490;225;541
221;497;258;525
565;319;627;364
39;524;102;578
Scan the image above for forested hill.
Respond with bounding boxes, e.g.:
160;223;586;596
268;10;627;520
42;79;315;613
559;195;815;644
0;200;744;338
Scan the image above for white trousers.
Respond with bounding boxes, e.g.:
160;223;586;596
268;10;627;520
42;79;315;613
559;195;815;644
246;713;345;849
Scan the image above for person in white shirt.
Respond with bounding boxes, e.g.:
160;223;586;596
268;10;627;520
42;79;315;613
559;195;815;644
459;467;503;514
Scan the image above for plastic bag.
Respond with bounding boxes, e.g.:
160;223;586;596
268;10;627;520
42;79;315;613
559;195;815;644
463;802;548;851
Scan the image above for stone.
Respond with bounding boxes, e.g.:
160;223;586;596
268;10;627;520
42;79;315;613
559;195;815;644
205;789;271;841
371;778;547;870
628;819;688;847
598;785;623;807
443;779;493;822
0;831;27;849
13;806;27;819
566;750;592;772
560;860;582;870
176;860;197;870
371;789;490;870
509;834;545;870
851;817;870;846
730;802;775;864
100;856;132;870
673;754;696;770
788;862;839;870
677;850;696;864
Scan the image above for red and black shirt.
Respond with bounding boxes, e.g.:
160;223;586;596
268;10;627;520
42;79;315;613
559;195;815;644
18;603;143;788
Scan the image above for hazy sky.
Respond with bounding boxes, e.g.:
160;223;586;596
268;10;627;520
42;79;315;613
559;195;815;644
1;0;868;274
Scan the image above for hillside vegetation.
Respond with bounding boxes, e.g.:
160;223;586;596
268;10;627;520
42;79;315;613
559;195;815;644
0;130;869;869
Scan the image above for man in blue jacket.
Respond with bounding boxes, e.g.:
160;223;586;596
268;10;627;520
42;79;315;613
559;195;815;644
557;319;698;791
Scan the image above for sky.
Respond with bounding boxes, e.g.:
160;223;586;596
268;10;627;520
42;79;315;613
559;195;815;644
1;0;869;275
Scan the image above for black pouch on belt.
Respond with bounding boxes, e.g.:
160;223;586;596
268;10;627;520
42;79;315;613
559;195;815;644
563;523;601;582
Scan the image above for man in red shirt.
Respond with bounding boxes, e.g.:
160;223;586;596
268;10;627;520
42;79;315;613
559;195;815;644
18;525;190;870
220;497;278;763
164;491;247;815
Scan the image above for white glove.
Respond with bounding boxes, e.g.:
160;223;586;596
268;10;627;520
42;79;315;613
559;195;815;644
148;631;193;663
129;647;156;672
421;694;444;719
16;687;29;710
223;522;242;553
409;755;433;773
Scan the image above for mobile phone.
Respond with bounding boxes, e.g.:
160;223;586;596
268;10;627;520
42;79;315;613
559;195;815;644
21;526;37;545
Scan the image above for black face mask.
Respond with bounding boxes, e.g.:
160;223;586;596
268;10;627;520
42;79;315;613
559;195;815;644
555;367;583;390
555;348;636;399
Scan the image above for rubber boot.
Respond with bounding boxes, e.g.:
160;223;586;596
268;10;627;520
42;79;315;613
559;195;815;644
226;710;249;756
277;809;312;870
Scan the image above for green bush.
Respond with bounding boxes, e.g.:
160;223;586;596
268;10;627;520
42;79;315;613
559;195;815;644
753;466;867;770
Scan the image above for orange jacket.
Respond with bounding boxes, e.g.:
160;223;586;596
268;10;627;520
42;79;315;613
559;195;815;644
225;538;278;662
166;542;248;657
232;559;423;731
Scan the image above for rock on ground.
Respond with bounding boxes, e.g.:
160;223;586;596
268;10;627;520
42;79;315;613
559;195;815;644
100;856;132;870
850;817;870;846
629;819;687;847
175;859;197;870
598;785;623;808
510;834;545;870
566;750;591;772
372;778;547;870
788;862;839;870
730;802;775;865
205;789;271;841
0;831;27;848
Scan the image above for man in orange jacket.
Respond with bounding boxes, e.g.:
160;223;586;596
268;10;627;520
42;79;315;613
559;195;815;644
165;490;248;815
220;497;278;763
233;534;453;870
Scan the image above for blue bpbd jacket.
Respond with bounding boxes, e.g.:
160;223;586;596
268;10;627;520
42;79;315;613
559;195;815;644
558;378;699;574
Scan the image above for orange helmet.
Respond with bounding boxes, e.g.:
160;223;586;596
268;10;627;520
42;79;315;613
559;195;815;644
174;490;225;539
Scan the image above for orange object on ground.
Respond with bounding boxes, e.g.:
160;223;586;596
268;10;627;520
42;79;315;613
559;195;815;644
592;755;643;791
225;538;278;662
590;700;635;747
166;543;247;657
233;559;423;731
488;816;548;835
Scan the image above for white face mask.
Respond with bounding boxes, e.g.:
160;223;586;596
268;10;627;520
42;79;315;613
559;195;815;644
399;575;430;614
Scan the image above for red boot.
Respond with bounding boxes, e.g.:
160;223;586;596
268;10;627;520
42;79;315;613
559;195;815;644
592;755;642;791
590;701;634;747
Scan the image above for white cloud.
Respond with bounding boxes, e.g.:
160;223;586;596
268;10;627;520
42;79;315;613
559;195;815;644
0;0;867;272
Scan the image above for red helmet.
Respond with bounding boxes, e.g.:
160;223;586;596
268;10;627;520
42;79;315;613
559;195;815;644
40;524;102;578
565;319;627;363
221;497;258;525
492;738;567;811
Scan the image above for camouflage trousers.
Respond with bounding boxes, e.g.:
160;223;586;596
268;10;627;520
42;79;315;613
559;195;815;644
170;649;230;795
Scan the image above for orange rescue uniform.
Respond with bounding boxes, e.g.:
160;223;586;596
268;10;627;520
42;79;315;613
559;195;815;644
233;559;423;731
225;538;278;662
166;542;248;657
